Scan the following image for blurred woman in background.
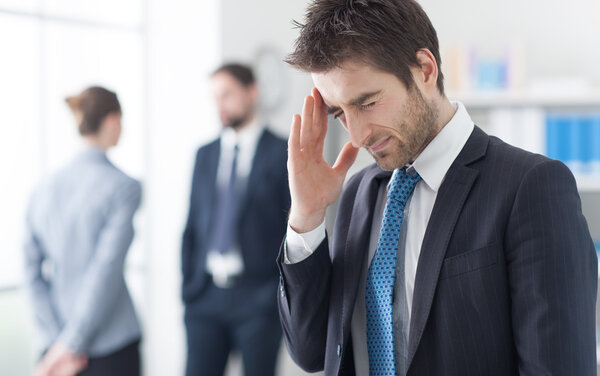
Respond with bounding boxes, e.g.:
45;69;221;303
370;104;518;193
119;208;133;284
24;86;142;376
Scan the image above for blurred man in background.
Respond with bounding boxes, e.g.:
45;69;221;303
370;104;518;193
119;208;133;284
24;86;142;376
182;63;290;376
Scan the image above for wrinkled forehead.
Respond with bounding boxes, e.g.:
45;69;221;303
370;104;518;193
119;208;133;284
311;62;398;108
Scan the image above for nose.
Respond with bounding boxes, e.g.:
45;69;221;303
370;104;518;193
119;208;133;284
345;114;371;148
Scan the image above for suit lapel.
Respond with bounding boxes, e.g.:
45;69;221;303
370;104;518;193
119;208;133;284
406;127;489;369
342;167;392;338
239;129;270;221
200;140;220;238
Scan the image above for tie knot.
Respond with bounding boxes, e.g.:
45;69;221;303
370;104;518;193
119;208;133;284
387;167;421;207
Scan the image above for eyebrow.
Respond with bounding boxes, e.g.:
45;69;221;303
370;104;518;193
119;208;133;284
325;90;382;115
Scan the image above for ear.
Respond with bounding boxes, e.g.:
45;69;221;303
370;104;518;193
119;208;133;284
413;48;439;93
100;112;120;134
103;112;118;127
247;83;259;103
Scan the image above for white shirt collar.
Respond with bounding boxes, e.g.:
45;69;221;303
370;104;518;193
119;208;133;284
406;101;474;192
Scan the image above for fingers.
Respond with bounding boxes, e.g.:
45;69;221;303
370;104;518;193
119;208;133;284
36;350;57;376
48;354;88;376
300;95;314;146
312;88;329;155
332;141;359;176
288;114;301;158
293;89;329;153
35;363;50;376
290;88;331;165
61;356;88;376
312;88;328;135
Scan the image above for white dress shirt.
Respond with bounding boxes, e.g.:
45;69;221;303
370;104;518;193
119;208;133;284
217;118;264;187
285;101;475;373
206;118;265;285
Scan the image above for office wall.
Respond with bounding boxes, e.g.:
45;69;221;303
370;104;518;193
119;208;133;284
144;1;220;375
420;0;600;87
220;0;314;138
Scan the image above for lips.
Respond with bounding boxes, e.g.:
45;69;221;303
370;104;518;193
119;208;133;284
368;136;392;154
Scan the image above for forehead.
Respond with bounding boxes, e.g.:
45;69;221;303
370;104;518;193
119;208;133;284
211;71;244;90
311;62;403;105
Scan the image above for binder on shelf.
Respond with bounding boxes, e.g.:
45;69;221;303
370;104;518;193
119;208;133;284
545;113;569;163
567;114;586;175
485;110;600;181
518;108;545;155
591;114;600;175
545;112;600;178
487;108;515;145
486;108;545;155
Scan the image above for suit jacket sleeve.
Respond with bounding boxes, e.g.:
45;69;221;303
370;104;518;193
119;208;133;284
506;159;597;375
57;179;142;353
182;149;201;290
277;235;332;372
23;196;62;349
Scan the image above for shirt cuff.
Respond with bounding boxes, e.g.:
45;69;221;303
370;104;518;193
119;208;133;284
284;221;326;264
57;327;84;354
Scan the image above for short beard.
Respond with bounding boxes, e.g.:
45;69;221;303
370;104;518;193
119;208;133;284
370;87;438;170
227;117;246;129
225;106;254;130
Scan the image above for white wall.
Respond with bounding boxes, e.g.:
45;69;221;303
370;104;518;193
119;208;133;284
220;0;314;137
144;1;220;375
420;0;600;88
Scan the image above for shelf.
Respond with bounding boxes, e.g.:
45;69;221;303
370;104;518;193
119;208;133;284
448;91;600;109
575;176;600;192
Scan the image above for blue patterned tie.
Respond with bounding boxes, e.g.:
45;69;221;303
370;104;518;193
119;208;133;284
366;167;421;375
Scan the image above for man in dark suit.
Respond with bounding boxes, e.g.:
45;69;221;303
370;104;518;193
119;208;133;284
182;63;290;376
277;1;597;375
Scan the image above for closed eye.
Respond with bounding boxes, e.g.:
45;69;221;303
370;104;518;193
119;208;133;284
332;102;375;119
360;102;376;110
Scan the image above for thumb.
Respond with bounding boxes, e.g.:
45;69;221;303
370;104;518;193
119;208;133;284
332;141;359;176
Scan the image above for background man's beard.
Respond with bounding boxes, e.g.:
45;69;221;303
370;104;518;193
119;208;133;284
227;117;245;129
225;107;253;130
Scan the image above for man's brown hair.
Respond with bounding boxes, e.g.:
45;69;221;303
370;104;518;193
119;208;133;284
285;0;444;94
212;63;256;87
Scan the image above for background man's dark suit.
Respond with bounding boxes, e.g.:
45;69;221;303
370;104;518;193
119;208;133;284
278;126;597;375
183;128;290;375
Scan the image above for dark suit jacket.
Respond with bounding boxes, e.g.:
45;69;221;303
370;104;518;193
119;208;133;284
182;128;290;307
277;126;597;375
